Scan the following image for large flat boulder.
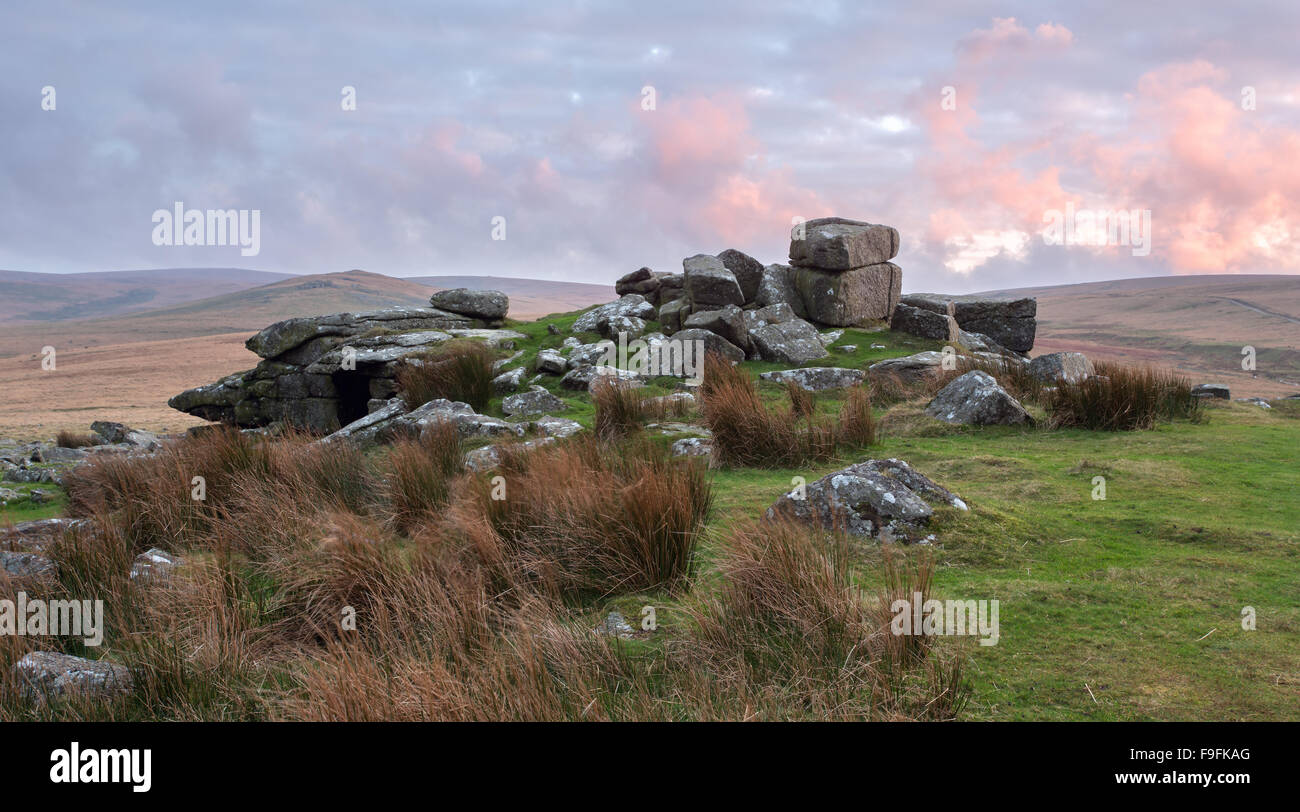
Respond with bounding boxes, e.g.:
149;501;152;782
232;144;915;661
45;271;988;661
789;217;900;270
792;262;901;326
572;294;657;334
765;458;966;541
760;367;866;391
428;288;509;320
891;302;956;341
867;351;947;384
246;307;474;364
925;370;1032;426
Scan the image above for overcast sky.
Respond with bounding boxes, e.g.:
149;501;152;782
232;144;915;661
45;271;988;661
3;1;1299;292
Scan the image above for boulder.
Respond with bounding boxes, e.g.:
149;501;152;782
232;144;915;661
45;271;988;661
428;288;509;320
560;365;644;391
657;296;690;334
682;304;749;351
12;652;133;703
572;295;657;334
1192;383;1230;399
535;348;567;375
789;217;900;270
670;437;714;459
747;318;829;365
671;328;746;364
867;351;947;384
0;550;57;580
502;386;567;417
246;307;474;364
130;548;182;582
603;314;648;340
891;302;956;341
683;254;744;309
901;294;1036;353
760;367;866;391
1028;352;1095;384
716;249;765;303
615;267;668;303
754;263;808;319
491;366;527;394
765;458;966;541
532;415;584;438
792;262;901;326
566;341;614;369
464;437;556;473
925;370;1033;426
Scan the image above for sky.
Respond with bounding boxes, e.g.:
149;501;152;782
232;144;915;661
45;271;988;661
3;1;1299;293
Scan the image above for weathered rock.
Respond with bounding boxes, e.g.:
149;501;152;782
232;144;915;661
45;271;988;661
670;437;713;458
428;288;509;320
765;458;966;540
535;348;567;375
892;302;956;341
683;304;749;351
1236;397;1272;409
868;351;948;384
0;486;24;504
792;262;901;326
319;397;410;445
12;652;133;703
1192;383;1230;399
901;294;1037;353
603;314;648;340
492;366;527;394
925;371;1033;426
716;249;765;303
789;217;900;270
747;318;829;365
683;254;744;309
566;341;614;369
1028;352;1095;384
671;328;746;364
594;611;635;639
760;367;866;391
532;416;584;438
818;329;844;347
502;386;567;417
0;518;88;554
754;263;808;319
560;365;644;391
464;437;556;473
246;307;474;364
0;550;57;579
130;548;182;582
89;421;159;450
572;295;657;334
658;296;690;334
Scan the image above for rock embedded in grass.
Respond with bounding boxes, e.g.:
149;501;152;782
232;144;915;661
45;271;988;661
12;652;132;704
1028;352;1095;384
502;386;567;417
759;367;866;391
925;370;1033;426
765;458;966;541
1192;383;1230;399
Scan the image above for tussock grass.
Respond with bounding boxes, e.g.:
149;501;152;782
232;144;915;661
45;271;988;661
55;430;98;449
383;420;463;532
395;339;498;411
1047;361;1200;430
591;378;647;439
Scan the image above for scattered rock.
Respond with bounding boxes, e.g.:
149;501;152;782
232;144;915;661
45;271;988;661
594;611;635;639
1028;352;1095;385
818;329;844;347
130;548;182;582
535;348;567;375
1192;383;1230;399
760;367;866;391
12;652;133;703
670;437;713;458
764;458;966;541
491;366;527;394
560;365;644;391
572;295;657;334
867;351;947;384
532;416;584;438
716;248;765;303
925;370;1033;426
502;386;567;417
1235;397;1272;409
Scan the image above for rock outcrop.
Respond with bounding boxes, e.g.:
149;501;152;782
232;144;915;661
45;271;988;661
759;367;866;391
12;652;133;703
428;288;509;321
169;303;523;433
788;218;902;326
1028;352;1094;384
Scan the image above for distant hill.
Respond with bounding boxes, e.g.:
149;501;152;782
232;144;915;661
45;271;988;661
984;274;1300;398
0;268;292;323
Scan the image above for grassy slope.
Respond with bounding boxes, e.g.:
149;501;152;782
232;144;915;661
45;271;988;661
7;308;1297;721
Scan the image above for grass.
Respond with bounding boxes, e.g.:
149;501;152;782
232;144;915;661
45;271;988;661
1047;361;1201;430
395;339;499;411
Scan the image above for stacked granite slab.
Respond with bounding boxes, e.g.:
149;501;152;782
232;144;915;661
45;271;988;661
896;293;1036;353
782;217;903;327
